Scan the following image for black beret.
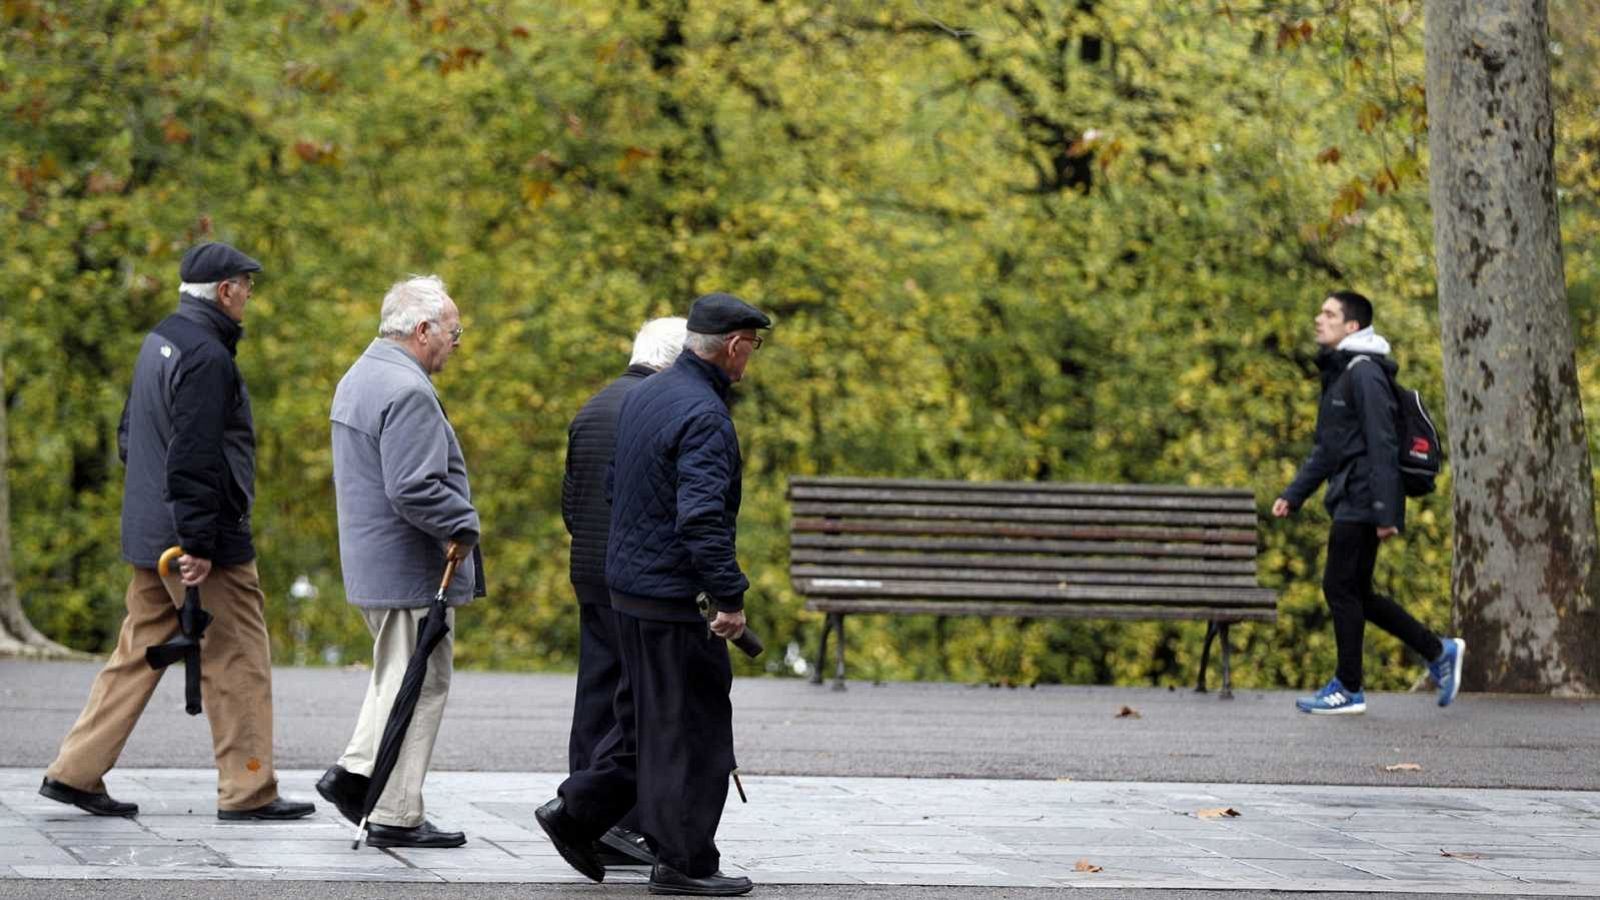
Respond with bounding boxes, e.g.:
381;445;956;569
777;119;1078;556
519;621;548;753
686;292;772;334
179;241;262;283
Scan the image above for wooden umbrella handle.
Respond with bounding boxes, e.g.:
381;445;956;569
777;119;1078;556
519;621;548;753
437;554;461;593
157;546;185;578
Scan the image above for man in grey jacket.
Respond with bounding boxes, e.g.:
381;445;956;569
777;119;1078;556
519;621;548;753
317;274;484;848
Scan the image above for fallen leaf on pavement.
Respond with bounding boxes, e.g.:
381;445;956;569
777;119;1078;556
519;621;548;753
1115;705;1141;719
1440;849;1483;859
1195;807;1241;819
1384;763;1423;772
1074;860;1103;873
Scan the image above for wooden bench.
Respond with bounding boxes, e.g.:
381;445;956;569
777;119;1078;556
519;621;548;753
787;476;1277;698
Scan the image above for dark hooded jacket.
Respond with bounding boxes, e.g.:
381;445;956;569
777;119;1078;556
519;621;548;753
604;352;749;621
119;295;256;567
563;364;655;595
1281;329;1405;530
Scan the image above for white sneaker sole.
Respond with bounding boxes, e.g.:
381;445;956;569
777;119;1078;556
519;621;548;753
1303;702;1366;715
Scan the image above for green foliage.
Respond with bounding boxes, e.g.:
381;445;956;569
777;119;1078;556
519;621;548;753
3;0;1595;690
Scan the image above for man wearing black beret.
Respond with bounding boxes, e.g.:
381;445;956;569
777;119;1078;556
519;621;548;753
41;241;315;822
537;293;769;897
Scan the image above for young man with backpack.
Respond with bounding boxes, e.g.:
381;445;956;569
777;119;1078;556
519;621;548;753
1273;290;1464;715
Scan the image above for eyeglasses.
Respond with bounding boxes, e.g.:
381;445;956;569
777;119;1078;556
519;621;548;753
228;274;254;290
744;334;764;351
432;321;464;343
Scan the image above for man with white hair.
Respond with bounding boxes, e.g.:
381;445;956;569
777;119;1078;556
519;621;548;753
42;241;315;821
538;293;770;897
560;316;687;870
316;274;484;849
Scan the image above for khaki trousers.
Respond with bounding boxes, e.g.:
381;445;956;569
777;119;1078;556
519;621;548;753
337;606;454;828
46;563;280;811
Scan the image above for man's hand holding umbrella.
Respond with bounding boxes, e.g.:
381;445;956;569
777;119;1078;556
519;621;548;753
176;553;211;585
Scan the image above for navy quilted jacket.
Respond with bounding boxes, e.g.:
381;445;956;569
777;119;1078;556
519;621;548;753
605;352;749;618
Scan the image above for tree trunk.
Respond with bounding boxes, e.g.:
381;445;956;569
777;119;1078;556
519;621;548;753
0;339;82;658
1425;0;1600;694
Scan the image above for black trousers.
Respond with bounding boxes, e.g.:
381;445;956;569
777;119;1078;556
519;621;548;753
1323;522;1444;692
559;612;735;877
568;590;622;773
568;591;640;832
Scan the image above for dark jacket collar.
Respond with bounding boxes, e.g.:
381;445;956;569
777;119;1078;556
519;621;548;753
175;295;244;355
1315;346;1398;389
623;363;657;379
675;351;732;399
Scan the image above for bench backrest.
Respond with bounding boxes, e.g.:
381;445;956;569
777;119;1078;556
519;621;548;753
787;476;1275;622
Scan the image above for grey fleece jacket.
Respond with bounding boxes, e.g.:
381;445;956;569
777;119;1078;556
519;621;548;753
330;338;485;609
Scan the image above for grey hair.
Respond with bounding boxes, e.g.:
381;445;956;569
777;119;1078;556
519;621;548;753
630;317;688;370
379;275;450;338
684;331;731;357
178;281;221;300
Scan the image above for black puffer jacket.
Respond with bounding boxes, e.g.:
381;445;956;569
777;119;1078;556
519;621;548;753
563;364;655;593
119;296;256;568
1282;334;1404;530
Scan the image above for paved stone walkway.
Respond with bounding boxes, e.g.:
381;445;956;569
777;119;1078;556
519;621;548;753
2;769;1597;893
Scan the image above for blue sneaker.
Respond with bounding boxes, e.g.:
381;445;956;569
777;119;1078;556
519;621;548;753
1295;677;1366;715
1428;638;1466;707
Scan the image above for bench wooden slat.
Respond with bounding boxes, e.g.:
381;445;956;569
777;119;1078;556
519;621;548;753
791;533;1258;559
789;484;1257;513
790;564;1261;588
804;598;1277;622
792;517;1257;543
789;549;1260;575
789;475;1252;500
791;502;1258;530
795;577;1277;607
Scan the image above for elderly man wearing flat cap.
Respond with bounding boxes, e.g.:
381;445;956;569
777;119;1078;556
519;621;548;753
41;241;315;821
536;293;769;897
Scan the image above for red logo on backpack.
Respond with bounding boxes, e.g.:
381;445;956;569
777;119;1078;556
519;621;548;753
1410;437;1432;456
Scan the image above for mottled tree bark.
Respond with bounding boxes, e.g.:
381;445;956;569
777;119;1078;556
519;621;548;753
1425;0;1600;694
0;340;80;658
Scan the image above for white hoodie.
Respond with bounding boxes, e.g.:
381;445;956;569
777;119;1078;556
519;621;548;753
1337;326;1391;356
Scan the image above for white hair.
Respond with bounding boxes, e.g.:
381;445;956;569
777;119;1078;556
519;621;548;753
178;281;220;300
630;317;688;370
684;331;731;357
379;275;450;338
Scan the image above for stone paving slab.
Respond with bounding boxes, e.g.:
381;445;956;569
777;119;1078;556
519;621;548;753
1;769;1598;894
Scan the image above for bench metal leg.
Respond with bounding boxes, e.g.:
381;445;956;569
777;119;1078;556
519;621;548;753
830;613;847;691
1219;622;1234;700
1195;621;1218;694
811;613;832;686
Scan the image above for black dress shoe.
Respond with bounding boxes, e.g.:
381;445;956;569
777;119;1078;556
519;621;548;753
649;862;753;896
315;765;370;825
596;824;656;866
218;797;316;820
535;797;604;882
39;777;138;818
364;820;467;849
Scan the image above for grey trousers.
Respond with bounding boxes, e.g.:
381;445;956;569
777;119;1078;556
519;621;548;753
338;606;454;827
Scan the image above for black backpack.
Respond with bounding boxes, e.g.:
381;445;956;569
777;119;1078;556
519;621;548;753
1345;355;1443;496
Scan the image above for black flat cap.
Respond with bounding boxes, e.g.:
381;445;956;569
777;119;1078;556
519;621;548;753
687;292;772;334
179;241;262;283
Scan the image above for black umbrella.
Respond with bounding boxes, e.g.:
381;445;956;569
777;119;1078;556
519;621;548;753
145;546;211;716
351;554;459;850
